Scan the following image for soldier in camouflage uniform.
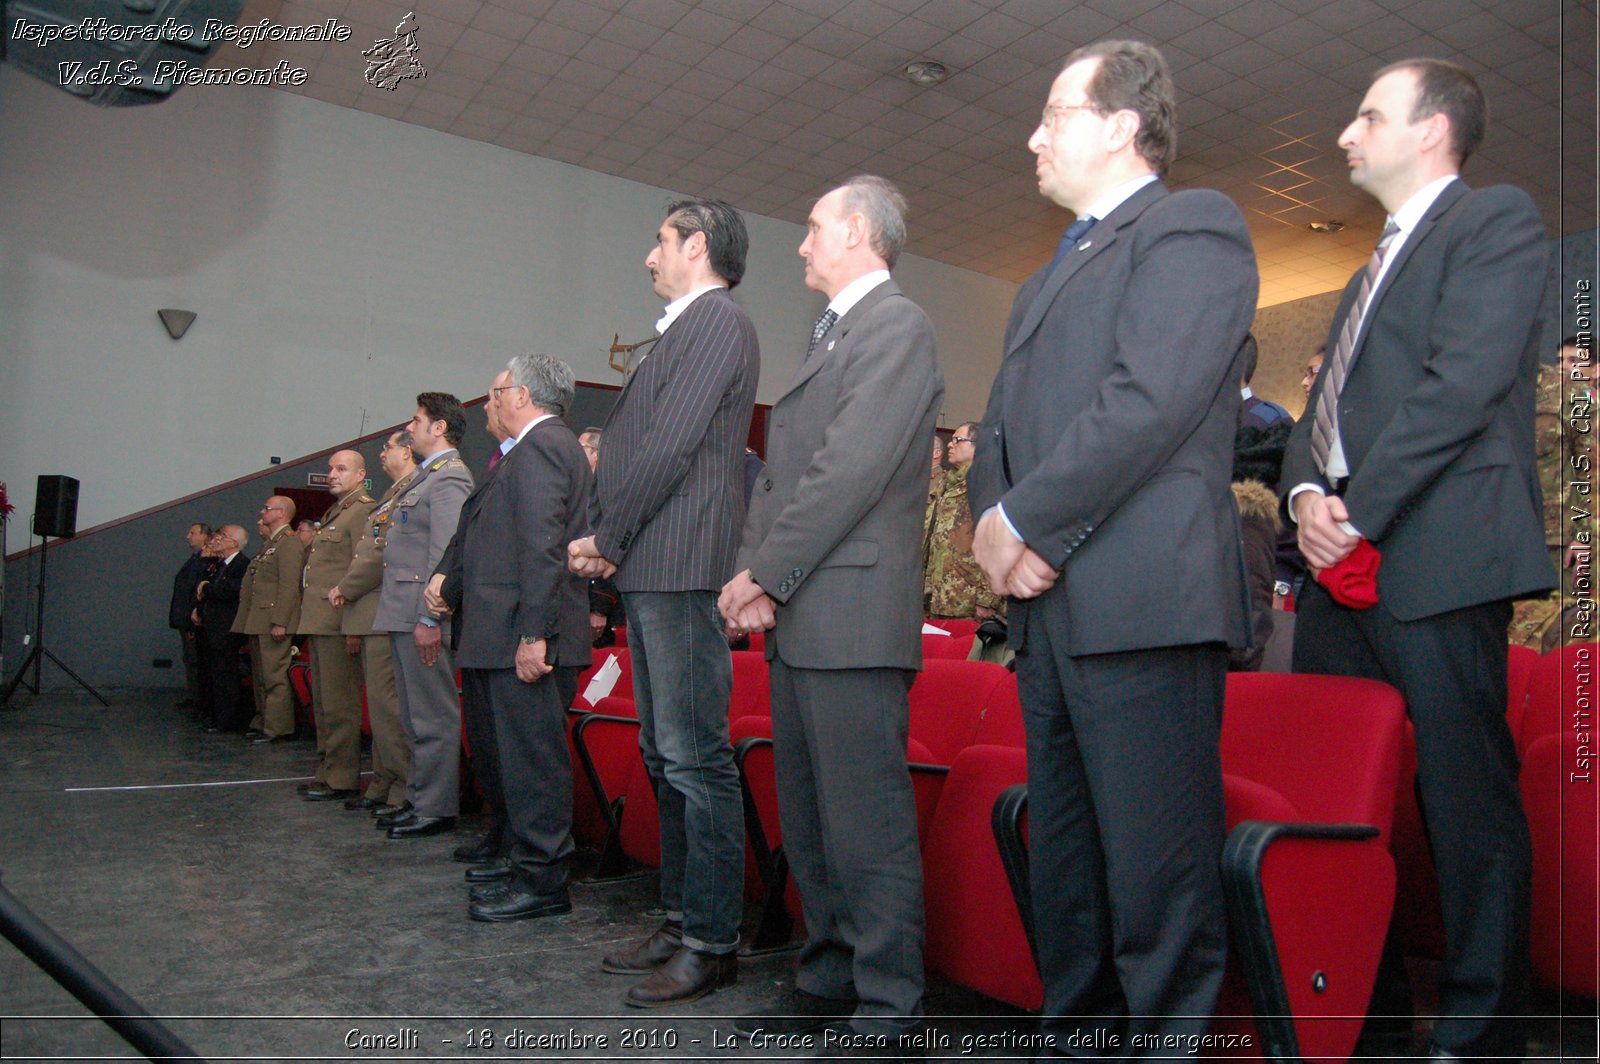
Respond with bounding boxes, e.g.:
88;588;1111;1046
923;422;1004;620
1509;341;1594;650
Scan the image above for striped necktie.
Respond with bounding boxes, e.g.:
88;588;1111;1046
1311;221;1401;476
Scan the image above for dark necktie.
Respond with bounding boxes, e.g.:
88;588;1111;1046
1311;221;1401;475
486;449;501;474
807;308;839;359
1046;214;1097;273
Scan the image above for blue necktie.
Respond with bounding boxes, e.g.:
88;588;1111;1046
807;308;838;359
1046;215;1096;273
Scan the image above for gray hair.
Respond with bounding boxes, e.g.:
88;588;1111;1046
224;524;250;551
838;174;908;269
507;353;575;417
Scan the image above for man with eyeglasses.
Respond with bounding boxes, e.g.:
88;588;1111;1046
233;496;304;743
923;422;1002;621
329;431;418;812
970;40;1256;1046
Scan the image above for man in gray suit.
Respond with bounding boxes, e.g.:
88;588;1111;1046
721;175;942;1046
969;41;1257;1049
430;354;593;923
374;393;473;839
1282;59;1551;1060
569;199;759;1007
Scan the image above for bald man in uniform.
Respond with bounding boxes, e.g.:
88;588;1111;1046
235;495;304;743
298;450;376;800
330;432;418;810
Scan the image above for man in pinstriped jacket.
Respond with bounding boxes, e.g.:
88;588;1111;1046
569;199;760;1007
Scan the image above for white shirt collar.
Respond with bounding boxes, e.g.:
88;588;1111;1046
1241;386;1255;400
826;269;892;319
506;413;557;450
222;550;240;564
655;284;726;335
1389;173;1458;236
1080;173;1159;228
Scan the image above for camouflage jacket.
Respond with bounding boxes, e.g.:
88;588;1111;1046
922;464;1004;618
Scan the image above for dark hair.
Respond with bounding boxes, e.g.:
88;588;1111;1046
665;199;749;288
837;175;909;268
1239;333;1260;383
191;522;213;537
1376;58;1486;165
1064;40;1177;174
416;391;466;447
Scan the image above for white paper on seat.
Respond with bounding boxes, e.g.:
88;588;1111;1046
922;623;950;635
581;653;623;706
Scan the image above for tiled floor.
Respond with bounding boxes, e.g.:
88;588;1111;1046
0;689;1592;1062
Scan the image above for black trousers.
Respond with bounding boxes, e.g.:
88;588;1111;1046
462;664;579;894
197;634;247;732
1293;582;1529;1059
459;667;507;851
1014;611;1229;1055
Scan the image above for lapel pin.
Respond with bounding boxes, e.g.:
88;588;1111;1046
1077;240;1093;251
827;340;836;350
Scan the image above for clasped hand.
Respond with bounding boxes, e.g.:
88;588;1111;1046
718;569;776;634
973;510;1058;600
567;536;618;579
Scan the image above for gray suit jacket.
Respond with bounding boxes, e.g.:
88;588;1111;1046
738;279;943;671
969;181;1257;657
373;449;473;632
436;419;594;671
1280;180;1554;620
592;287;760;593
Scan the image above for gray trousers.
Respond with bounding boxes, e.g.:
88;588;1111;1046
769;655;924;1035
390;626;460;817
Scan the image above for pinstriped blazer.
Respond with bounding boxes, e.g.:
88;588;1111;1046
592;287;760;593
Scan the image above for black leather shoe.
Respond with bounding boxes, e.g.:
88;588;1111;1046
251;733;293;745
244;728;264;738
465;858;512;883
373;802;413;824
302;786;358;802
468;886;572;922
343;796;384;811
469;880;516;902
452;828;502;864
734;988;859;1036
387;815;455;839
625;946;737;1007
602;920;683;974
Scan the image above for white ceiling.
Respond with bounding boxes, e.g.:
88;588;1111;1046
228;0;1597;305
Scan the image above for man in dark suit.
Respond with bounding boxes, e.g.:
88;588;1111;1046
1281;59;1551;1061
195;525;252;733
568;199;759;1006
721;175;943;1046
968;41;1257;1049
169;521;212;708
428;354;593;923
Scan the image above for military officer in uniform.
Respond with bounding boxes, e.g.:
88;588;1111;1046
234;496;305;742
330;431;418;811
374;393;474;838
298;450;376;801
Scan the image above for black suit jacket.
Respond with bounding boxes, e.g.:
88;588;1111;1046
437;419;593;671
170;550;206;629
970;181;1258;656
198;553;249;646
592;288;760;592
1280;180;1554;620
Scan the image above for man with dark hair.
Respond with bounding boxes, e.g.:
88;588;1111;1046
374;393;474;837
330;430;418;811
298;452;376;799
970;39;1257;1048
429;354;592;922
1283;57;1550;1061
570;198;758;1006
235;495;303;743
722;174;942;1046
195;525;252;733
1238;334;1290;429
924;421;1002;621
169;521;212;709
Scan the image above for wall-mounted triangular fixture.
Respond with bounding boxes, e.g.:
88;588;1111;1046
158;309;196;340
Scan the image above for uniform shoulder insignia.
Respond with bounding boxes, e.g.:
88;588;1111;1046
443;457;467;468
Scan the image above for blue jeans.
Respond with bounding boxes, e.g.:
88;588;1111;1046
623;590;744;952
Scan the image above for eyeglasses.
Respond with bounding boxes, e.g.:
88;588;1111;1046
1039;102;1097;131
951;435;975;444
491;384;523;399
261;505;284;513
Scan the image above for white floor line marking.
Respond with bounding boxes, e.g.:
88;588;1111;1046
64;776;316;793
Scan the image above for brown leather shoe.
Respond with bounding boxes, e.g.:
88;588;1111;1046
624;946;736;1008
602;920;684;975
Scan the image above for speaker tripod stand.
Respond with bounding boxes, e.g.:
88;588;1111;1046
2;536;108;706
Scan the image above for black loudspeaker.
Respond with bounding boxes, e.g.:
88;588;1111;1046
33;475;79;538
